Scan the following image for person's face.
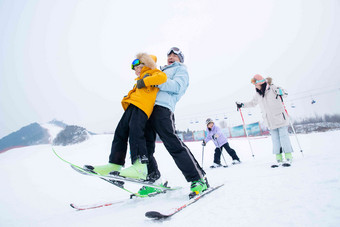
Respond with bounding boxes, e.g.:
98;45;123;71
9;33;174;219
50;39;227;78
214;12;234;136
207;122;214;129
134;64;143;76
255;83;262;90
167;53;180;65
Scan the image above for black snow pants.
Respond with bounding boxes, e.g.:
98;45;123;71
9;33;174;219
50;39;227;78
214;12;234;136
144;105;205;182
109;104;148;165
214;142;240;164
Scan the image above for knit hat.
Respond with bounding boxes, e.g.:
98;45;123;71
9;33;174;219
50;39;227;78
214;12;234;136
206;118;214;125
167;47;184;63
150;55;157;63
251;74;266;85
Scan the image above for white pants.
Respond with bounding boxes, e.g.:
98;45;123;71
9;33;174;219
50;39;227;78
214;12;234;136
270;126;294;154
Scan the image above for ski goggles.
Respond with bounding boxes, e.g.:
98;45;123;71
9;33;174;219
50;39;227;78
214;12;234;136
131;59;142;70
251;78;266;85
167;47;182;56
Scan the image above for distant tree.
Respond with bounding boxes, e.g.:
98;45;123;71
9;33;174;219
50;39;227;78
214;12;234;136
324;114;340;123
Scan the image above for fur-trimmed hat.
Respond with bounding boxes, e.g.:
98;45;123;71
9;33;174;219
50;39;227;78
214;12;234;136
136;53;157;69
251;74;266;85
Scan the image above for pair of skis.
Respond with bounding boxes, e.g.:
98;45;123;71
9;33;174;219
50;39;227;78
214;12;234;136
53;148;224;219
70;183;224;218
271;162;291;168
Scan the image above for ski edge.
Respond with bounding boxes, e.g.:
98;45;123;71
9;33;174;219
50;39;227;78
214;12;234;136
70;200;125;211
145;184;224;220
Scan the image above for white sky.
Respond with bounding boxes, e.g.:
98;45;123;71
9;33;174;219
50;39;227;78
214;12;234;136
1;0;340;138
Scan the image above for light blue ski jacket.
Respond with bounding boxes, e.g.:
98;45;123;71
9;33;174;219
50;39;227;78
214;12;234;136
155;62;189;112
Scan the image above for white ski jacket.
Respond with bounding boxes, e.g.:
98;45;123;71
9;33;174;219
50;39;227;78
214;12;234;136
243;81;289;130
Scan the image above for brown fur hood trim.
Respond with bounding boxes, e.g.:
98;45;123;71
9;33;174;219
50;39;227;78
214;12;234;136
136;53;157;70
266;77;272;85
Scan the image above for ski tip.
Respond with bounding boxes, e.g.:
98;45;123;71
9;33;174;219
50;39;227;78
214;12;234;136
145;211;167;220
70;203;83;210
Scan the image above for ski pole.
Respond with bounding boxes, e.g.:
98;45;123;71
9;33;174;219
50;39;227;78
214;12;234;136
214;137;228;167
238;106;255;158
220;151;228;167
279;96;303;156
201;143;205;170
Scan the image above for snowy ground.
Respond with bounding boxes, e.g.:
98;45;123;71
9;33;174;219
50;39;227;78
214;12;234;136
1;130;340;227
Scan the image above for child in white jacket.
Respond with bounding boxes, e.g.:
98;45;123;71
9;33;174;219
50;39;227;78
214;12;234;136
236;74;294;167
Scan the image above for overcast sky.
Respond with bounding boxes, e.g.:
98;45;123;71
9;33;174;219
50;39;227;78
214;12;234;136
1;0;340;138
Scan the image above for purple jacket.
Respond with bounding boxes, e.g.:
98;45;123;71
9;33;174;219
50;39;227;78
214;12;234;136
204;125;228;148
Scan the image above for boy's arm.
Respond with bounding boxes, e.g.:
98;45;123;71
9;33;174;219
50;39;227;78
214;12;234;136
143;70;167;86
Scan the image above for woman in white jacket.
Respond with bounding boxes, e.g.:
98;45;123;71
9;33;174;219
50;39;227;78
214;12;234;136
236;74;294;166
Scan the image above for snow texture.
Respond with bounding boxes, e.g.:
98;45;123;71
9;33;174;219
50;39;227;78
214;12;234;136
41;123;64;143
0;128;340;227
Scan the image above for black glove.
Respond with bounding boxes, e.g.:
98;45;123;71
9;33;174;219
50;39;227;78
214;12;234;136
236;102;244;111
136;79;146;89
212;134;216;140
202;140;206;146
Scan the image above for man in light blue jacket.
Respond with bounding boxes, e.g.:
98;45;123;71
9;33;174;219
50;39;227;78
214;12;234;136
142;47;207;198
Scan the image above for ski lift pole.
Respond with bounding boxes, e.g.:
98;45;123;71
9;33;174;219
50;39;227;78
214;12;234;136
238;107;255;158
279;96;304;156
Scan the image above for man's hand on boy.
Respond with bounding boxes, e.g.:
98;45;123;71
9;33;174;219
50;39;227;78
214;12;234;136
137;79;146;89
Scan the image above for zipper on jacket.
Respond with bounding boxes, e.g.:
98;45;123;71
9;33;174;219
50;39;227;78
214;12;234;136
282;113;286;120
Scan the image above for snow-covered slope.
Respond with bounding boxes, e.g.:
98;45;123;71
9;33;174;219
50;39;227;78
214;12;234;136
40;123;64;143
0;131;339;226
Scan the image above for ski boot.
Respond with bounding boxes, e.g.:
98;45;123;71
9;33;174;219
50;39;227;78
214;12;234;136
282;152;293;167
84;163;122;175
146;170;161;183
210;163;222;168
189;178;208;199
232;159;241;165
271;153;283;168
116;158;148;180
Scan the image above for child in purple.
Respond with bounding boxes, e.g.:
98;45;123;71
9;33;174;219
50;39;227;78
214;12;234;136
202;118;241;168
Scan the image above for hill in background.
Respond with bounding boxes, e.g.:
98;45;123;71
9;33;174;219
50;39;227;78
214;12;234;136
0;120;93;153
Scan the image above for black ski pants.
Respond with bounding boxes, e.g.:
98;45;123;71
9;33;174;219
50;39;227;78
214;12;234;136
214;142;240;164
109;104;148;165
145;105;205;182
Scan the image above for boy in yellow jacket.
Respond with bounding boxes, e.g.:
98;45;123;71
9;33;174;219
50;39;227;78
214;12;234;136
84;53;167;180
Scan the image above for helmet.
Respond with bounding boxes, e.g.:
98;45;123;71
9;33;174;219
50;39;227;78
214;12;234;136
206;118;214;125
